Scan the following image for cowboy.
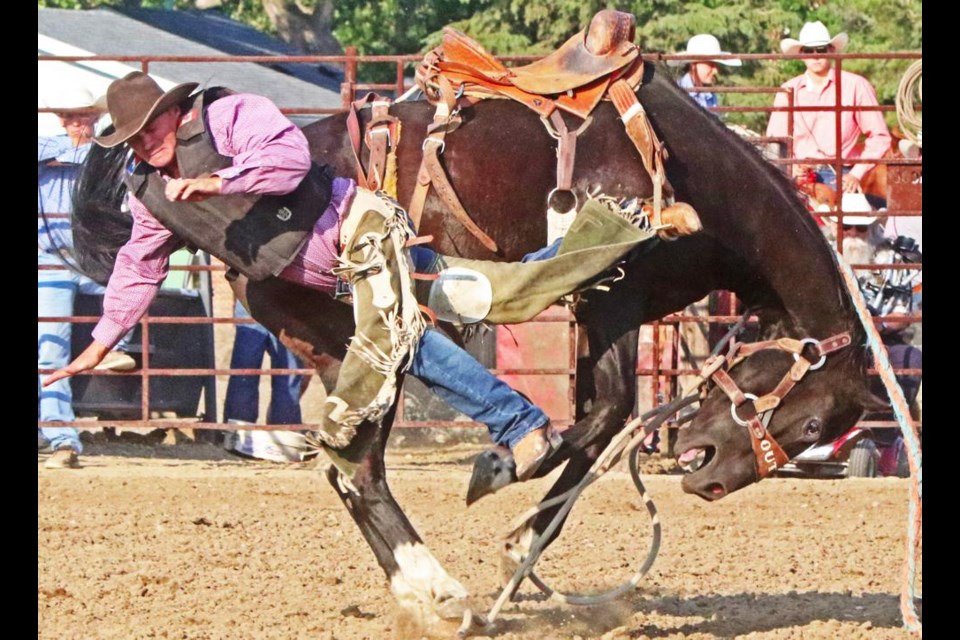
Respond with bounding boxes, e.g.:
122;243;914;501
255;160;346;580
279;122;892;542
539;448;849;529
44;72;675;479
766;21;891;200
668;34;741;113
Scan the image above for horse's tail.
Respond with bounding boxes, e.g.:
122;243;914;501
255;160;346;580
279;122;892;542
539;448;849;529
72;143;133;285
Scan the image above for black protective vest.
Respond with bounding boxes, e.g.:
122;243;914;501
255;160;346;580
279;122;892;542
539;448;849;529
125;89;333;281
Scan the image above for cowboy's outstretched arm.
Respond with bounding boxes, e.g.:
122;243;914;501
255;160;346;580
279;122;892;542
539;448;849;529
42;341;110;387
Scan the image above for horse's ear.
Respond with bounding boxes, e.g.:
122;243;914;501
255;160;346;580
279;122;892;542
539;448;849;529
858;388;890;414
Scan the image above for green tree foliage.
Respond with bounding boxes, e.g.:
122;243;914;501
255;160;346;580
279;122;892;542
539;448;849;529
40;0;920;128
332;1;492;81
39;0;182;8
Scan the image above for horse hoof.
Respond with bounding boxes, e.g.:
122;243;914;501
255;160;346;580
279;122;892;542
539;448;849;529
466;446;516;505
393;589;470;636
499;527;533;589
435;593;470;620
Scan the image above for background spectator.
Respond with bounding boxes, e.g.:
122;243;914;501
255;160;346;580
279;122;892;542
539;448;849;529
223;299;304;426
766;21;891;204
38;86;134;469
668;34;741;113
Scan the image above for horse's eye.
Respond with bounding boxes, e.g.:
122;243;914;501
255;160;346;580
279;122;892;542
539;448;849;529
802;418;823;441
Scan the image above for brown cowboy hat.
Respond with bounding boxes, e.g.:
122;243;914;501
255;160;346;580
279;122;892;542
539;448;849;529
94;71;198;148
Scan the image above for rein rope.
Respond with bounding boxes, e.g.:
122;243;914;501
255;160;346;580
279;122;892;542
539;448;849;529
833;249;922;634
462;311;864;635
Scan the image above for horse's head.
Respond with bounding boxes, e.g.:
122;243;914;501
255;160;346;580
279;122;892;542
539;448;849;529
675;336;883;500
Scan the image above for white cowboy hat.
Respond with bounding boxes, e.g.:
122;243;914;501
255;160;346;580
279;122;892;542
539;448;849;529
40;86;100;112
667;34;742;67
780;21;849;55
817;192;876;226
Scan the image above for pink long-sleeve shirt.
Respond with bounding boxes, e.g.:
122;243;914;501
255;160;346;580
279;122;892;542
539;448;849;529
766;69;892;181
92;93;356;348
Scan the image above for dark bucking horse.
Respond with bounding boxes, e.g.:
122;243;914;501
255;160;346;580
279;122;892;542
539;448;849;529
73;51;882;632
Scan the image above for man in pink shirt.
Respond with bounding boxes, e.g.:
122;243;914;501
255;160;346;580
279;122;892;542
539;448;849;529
766;21;891;200
43;72;667;480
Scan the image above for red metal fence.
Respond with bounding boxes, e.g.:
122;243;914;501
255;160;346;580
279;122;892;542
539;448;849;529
38;49;921;435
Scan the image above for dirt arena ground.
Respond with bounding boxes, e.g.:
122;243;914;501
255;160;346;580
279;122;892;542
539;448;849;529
38;436;921;639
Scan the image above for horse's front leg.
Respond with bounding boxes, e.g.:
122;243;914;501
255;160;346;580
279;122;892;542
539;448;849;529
502;319;639;583
323;410;470;630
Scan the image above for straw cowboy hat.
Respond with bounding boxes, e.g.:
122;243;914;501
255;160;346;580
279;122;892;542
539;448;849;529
780;21;849;55
667;34;742;67
95;71;198;148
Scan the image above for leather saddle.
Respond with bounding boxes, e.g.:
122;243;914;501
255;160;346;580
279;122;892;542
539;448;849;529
371;9;689;254
421;9;641;118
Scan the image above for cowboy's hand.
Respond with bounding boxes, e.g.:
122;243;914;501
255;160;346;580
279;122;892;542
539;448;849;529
165;176;223;202
42;341;110;387
841;173;862;193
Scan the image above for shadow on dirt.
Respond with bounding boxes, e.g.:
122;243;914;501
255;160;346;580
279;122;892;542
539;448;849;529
490;590;913;637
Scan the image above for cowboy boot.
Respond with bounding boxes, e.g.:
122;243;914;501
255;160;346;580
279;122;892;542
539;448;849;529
655;202;702;240
512;421;558;481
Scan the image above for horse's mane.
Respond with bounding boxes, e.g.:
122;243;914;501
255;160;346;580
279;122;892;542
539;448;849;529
72;144;133;285
650;65;817;230
648;66;861;334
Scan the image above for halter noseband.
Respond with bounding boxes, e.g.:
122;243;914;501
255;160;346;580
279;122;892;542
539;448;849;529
699;332;853;479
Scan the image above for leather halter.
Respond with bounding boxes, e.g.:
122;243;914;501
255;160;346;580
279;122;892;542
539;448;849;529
699;332;853;479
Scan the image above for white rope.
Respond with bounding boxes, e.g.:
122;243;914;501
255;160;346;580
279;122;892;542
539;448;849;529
834;248;922;634
896;60;922;147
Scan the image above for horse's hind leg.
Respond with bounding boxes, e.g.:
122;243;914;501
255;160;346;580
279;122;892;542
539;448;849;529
323;423;470;630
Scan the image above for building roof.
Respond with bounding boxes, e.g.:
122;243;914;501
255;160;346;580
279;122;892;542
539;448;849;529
38;7;344;119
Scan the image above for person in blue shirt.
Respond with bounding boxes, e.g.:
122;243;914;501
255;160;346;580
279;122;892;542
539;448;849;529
38;87;134;469
668;34;741;113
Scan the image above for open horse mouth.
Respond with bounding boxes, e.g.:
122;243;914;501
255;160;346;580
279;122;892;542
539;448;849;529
677;445;729;500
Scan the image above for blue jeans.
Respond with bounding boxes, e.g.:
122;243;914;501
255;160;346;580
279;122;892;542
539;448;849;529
409;328;547;448
406;245;553;447
223;301;303;424
521;239;562;262
38;253;132;452
37;254;94;452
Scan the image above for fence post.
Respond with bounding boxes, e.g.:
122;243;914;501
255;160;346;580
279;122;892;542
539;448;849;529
342;46;358;107
395;59;406;97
